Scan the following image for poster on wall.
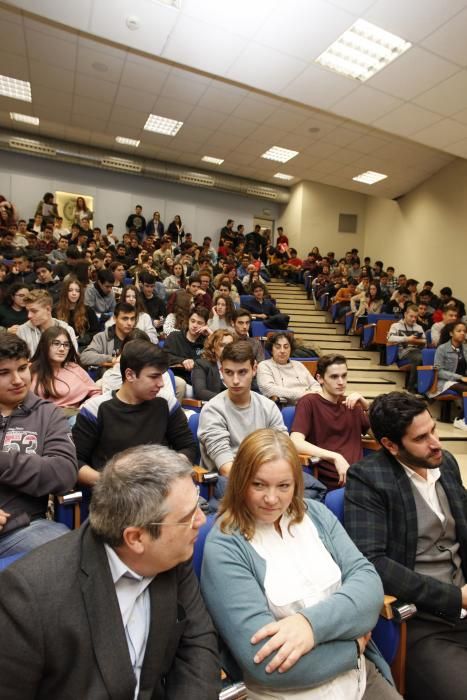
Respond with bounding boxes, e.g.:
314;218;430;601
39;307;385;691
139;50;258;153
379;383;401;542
56;191;94;227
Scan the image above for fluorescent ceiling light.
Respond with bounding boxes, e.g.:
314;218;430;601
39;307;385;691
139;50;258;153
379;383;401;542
202;156;224;165
274;172;294;181
0;75;32;102
144;113;183;136
316;19;411;82
352;170;387;185
10;112;39;126
115;136;140;147
261;146;298;163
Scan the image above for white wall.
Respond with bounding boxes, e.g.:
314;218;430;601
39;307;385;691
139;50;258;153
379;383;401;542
364;158;467;298
0;151;280;244
279;181;366;258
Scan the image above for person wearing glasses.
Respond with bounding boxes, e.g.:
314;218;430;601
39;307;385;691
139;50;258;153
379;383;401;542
0;283;29;332
0;444;220;699
30;326;100;410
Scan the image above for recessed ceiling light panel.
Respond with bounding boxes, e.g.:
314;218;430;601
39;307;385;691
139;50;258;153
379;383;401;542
144;113;183;136
202;156;224;165
352;170;387;184
316;19;411;82
115;136;140;147
274;172;294;181
0;75;32;102
10;112;39;125
261;146;298;163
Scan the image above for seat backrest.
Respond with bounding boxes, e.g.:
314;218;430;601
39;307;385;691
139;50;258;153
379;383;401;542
239;295;254;306
324;487;345;524
188;412;201;464
250;321;269;337
281;405;296;432
193;514;216;579
374;319;396;344
422;348;436;365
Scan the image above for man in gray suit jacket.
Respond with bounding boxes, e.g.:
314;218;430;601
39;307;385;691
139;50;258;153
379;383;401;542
0;444;220;700
345;392;467;700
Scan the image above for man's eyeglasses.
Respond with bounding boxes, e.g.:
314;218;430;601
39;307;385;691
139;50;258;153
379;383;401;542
148;486;201;529
51;340;71;349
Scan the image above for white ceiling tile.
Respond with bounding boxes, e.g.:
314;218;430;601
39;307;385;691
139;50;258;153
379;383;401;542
152;96;194;121
75;74;119;103
196;86;247;114
25;29;77;72
227;43;307;93
206;132;245;150
367;48;460;100
182;0;279;40
1;19;26;55
0;51;29;80
71;114;108;132
248;124;289;145
74;96;113;121
163;15;247;74
9;0;93;32
233;98;279;125
115;85;156;113
328;149;363;165
223;150;258;166
445;138;467;158
39;120;66;139
414;70;467;116
0;6;21;23
263;109;309;131
363;0;467;43
412;119;467;149
327;0;375;14
331;86;403;123
254;0;354;62
76;45;125;84
281;64;357;109
63;125;91;143
303;142;340;159
120;58;169;93
30;62;75;93
160;75;208;104
421;8;467;66
172;124;211;144
185;107;226;130
106;105;147;129
322;127;361;147
373;104;442;136
89;0;178;56
216;115;259;138
349;133;397;154
34;93;73;114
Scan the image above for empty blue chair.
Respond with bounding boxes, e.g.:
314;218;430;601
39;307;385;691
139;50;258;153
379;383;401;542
281;405;295;432
250;320;269;337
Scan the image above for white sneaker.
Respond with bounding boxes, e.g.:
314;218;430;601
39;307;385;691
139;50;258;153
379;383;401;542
453;418;467;431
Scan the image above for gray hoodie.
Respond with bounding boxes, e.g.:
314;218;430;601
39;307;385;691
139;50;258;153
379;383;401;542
0;391;78;537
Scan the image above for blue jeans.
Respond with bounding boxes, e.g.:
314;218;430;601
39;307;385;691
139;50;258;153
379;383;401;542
0;519;69;557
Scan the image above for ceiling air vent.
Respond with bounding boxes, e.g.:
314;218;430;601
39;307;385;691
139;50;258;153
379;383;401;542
101;157;142;173
246;186;278;200
9;137;56;156
179;172;214;187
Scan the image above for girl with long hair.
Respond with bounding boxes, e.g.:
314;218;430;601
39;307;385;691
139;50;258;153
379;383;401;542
163;290;192;336
163;261;186;292
106;285;158;344
30;326;100;409
208;295;235;331
54;275;99;350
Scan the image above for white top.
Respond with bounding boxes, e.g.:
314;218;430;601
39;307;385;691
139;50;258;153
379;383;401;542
400;463;444;523
247;514;366;700
105;545;154;699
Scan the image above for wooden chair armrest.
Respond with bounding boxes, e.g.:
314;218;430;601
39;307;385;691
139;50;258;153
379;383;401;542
182;398;203;408
362;437;380;452
57;490;83;505
417;365;434;371
380;595;397;619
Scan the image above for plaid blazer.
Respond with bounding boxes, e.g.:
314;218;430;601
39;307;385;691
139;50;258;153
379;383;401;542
345;449;467;620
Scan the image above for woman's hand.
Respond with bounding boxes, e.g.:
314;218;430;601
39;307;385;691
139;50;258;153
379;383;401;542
251;613;315;674
357;632;372;655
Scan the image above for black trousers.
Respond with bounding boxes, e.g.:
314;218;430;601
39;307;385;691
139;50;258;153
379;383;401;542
405;615;467;700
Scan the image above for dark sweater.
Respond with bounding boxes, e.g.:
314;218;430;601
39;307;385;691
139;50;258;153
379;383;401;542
73;392;196;470
164;331;205;382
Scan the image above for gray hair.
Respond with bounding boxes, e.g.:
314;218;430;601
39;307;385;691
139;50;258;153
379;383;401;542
89;444;193;546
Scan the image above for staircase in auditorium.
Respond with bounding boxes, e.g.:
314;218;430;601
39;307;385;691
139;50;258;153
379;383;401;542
268;280;467;483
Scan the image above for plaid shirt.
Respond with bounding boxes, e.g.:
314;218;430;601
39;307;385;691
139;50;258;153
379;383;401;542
345;449;467;620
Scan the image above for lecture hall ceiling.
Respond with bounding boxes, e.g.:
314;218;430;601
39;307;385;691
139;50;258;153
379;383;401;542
1;0;467;199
